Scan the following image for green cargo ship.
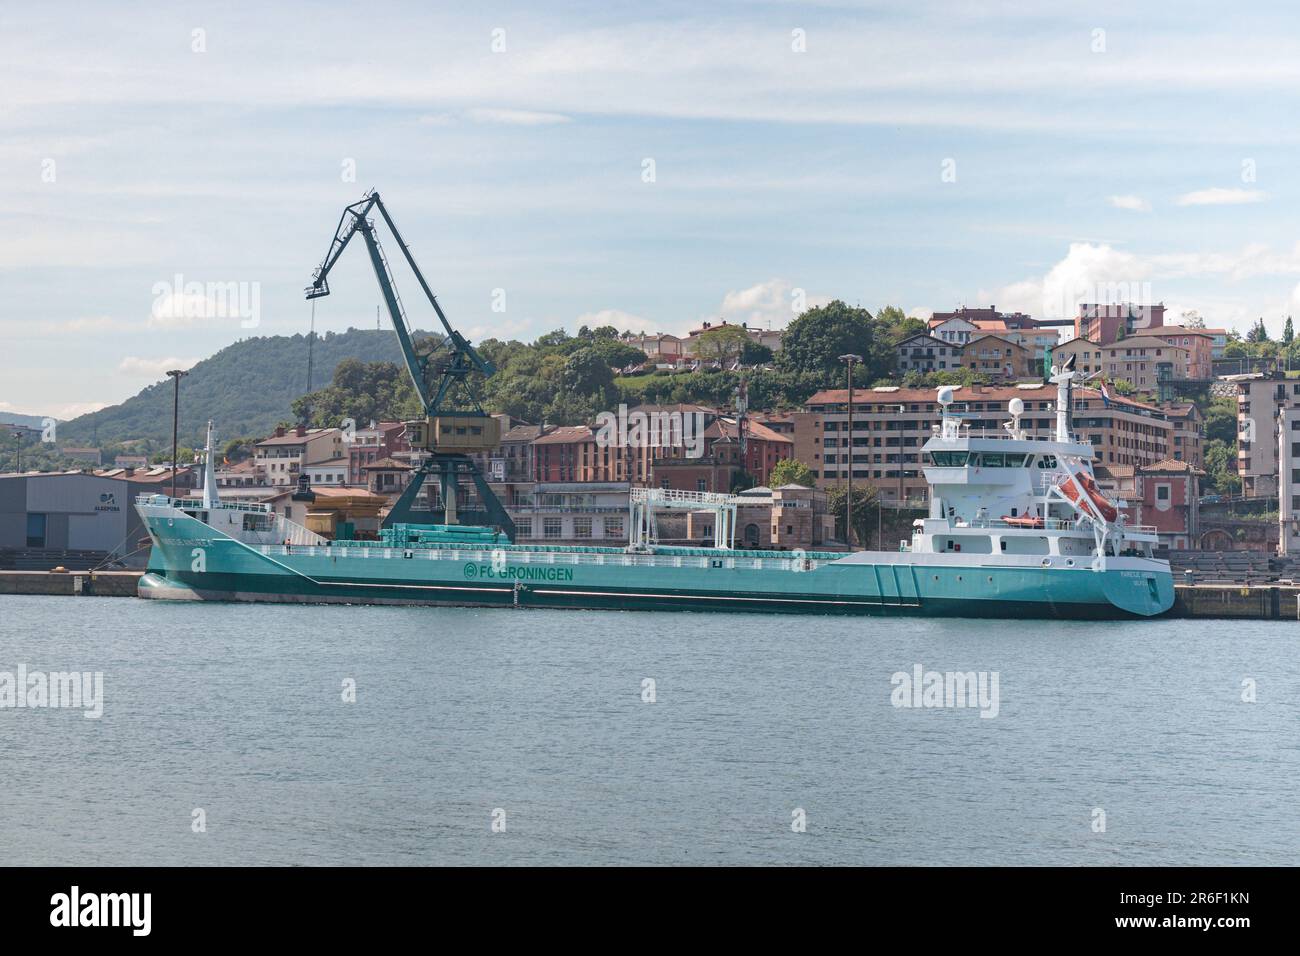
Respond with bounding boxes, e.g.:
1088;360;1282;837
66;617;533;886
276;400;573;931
135;371;1174;620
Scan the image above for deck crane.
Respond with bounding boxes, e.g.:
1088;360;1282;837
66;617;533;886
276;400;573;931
305;191;515;538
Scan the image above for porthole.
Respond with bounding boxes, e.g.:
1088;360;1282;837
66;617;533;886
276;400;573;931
1066;558;1075;568
1040;557;1051;568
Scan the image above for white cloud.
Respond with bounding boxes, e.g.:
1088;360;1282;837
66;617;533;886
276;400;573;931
148;282;260;330
117;356;199;377
465;108;571;126
1108;195;1151;212
718;278;828;330
12;9;1300;136
985;240;1300;334
983;244;1153;320
1175;188;1266;206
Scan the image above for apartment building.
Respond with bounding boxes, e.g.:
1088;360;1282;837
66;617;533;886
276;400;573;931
652;417;793;492
1280;407;1300;555
1052;336;1189;390
532;426;600;482
347;421;409;485
929;316;980;345
1235;374;1300;497
1164;403;1205;470
1075;303;1167;344
895;334;962;374
1148;328;1215;379
985;328;1061;367
957;334;1035;381
797;383;1172;501
303;458;351;485
254;425;347;487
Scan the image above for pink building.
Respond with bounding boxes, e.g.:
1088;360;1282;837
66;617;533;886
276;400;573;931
1149;327;1214;379
1076;303;1166;345
1132;458;1203;551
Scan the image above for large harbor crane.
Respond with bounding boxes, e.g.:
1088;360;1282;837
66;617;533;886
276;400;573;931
305;191;514;538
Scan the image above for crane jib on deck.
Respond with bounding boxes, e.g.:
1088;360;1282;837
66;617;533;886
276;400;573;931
304;191;515;539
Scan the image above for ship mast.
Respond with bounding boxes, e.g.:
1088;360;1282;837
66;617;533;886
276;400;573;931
201;420;219;511
1050;353;1077;443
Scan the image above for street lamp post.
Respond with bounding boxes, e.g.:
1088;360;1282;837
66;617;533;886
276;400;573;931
839;353;863;548
166;369;188;499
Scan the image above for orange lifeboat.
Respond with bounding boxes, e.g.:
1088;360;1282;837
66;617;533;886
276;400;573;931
1060;472;1118;522
1001;515;1045;528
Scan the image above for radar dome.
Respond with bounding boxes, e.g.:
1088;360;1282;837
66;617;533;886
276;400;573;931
1008;397;1024;416
937;386;954;406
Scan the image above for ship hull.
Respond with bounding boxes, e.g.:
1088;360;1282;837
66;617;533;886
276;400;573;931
136;508;1174;620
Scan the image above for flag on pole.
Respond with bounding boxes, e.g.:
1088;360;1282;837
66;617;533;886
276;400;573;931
1099;383;1111;408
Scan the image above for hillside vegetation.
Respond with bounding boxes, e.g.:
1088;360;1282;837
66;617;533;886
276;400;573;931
56;327;424;449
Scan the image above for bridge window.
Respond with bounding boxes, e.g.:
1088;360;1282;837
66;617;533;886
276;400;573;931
928;451;969;466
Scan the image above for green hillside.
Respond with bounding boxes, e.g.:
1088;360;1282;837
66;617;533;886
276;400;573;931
57;327;430;448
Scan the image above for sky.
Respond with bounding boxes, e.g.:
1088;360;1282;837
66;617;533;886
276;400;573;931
4;0;1300;419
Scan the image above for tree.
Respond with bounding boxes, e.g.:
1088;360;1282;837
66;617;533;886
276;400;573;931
1247;317;1270;343
151;446;195;465
740;340;775;365
777;300;875;382
291;359;415;427
1204;397;1239;444
1202;439;1241;495
1111;379;1135;395
590;339;647;372
693;325;752;365
876;307;927;346
826;484;880;548
221;436;259;462
1283;315;1294;346
1181;310;1206;329
768;458;815;487
562;347;615;396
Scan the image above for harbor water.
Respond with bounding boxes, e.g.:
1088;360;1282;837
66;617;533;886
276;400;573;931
1;595;1295;866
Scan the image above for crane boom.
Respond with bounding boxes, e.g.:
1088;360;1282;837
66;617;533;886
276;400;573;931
305;191;513;538
306;191;493;418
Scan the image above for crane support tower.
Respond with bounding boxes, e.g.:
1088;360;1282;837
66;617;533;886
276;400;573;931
305;190;514;538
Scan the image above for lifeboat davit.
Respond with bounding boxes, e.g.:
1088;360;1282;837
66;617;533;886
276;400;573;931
1060;472;1118;522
